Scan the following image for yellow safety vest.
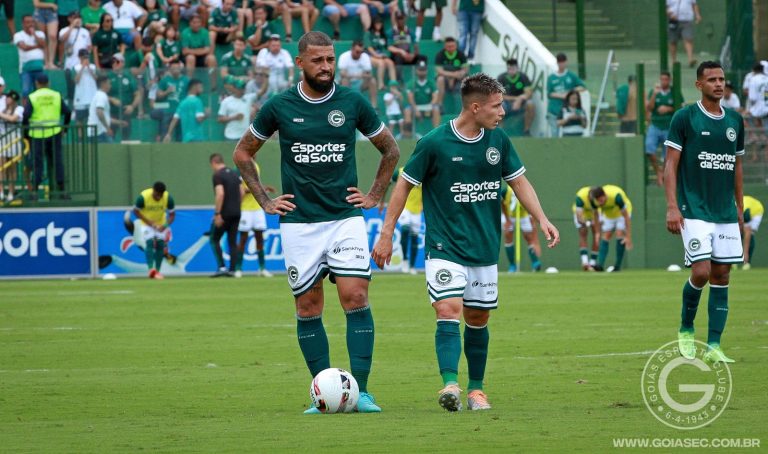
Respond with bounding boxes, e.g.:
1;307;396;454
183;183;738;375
139;188;170;224
28;87;62;139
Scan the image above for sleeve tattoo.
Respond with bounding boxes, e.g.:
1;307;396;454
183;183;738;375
367;128;401;203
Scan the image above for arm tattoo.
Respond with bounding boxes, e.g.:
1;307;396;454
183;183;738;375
367;128;400;203
233;132;272;207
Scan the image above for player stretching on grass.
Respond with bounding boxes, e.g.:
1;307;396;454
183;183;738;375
572;185;600;271
233;31;400;413
664;61;745;363
133;181;176;279
373;73;559;411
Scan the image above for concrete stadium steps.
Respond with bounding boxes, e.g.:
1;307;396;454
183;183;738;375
504;0;633;50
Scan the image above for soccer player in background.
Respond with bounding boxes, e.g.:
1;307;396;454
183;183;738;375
236;164;276;278
372;73;559;412
379;166;423;274
741;195;763;270
664;61;745;363
209;153;242;277
501;184;541;272
572;185;600;271
133;181;176;279
233;31;400;413
590;185;633;272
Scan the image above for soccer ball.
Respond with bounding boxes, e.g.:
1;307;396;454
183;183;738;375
309;368;359;413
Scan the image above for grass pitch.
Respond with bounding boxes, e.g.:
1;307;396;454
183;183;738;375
1;270;766;452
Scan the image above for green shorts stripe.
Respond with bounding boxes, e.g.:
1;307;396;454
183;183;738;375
429;289;465;302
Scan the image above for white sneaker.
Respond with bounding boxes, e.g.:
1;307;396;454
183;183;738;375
234;270;243;278
401;262;410;273
260;269;273;278
409;268;418;275
432;28;441;41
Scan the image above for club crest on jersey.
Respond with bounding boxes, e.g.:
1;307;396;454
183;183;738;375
486;147;500;165
328;110;345;127
288;266;299;283
435;269;453;285
726;127;736;142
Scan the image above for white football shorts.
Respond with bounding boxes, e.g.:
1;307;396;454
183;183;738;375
600;213;628;233
280;216;371;297
501;214;533;233
239;210;267;232
746;214;762;232
398;209;422;235
425;258;498;310
681;218;743;266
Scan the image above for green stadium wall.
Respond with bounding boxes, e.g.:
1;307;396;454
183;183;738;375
97;138;768;270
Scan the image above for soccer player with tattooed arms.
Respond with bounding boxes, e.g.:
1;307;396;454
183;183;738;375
233;31;400;414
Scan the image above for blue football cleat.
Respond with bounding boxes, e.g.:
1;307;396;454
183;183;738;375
356;392;382;413
303;406;322;414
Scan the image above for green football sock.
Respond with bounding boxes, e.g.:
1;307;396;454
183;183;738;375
154;240;165;271
296;315;330;377
748;236;755;263
597;239;610;268
528;245;540;265
399;226;410;262
505;243;515;265
707;285;729;345
435;320;461;385
464;324;489;392
235;249;244;271
144;242;155;270
409;233;419;268
257;249;266;270
680;279;703;332
345;306;375;393
614;239;626;270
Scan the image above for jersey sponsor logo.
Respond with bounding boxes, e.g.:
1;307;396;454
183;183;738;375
726;127;736;142
697;151;735;171
328;110;345;127
293;118;304;123
688;238;701;251
486;147;500;165
471;280;497;288
435;268;453;286
332;245;365;255
290;142;346;163
701;131;710;135
718;234;738;241
450;180;501;203
288;265;299;283
452;157;463;162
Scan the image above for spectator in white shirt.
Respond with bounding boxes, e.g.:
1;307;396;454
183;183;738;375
88;75;127;143
218;79;256;140
338;40;377;108
0;89;24;203
14;15;48;99
103;0;147;50
59;12;92;104
255;35;294;95
720;81;741;112
73;49;98;123
666;0;702;68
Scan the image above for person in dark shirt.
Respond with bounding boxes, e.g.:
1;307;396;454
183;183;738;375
434;37;467;106
209;152;242;277
498;58;534;135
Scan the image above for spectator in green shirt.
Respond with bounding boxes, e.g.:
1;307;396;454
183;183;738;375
108;53;142;140
164;79;209;143
644;71;681;186
181;14;217;79
245;5;273;53
154;25;182;68
151;59;189;140
209;0;239;47
546;52;585;137
92;13;125;68
220;36;252;81
81;0;106;35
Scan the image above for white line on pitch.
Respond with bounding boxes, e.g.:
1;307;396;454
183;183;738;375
57;290;135;295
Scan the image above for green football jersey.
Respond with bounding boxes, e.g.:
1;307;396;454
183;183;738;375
546;70;584;116
665;101;745;223
402;120;525;266
648;88;677;129
158;74;190;112
250;83;385;223
407;78;436;106
181;27;210;50
221;51;251;76
157;38;181;62
210;7;238;28
108;71;137;107
175;94;206;142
